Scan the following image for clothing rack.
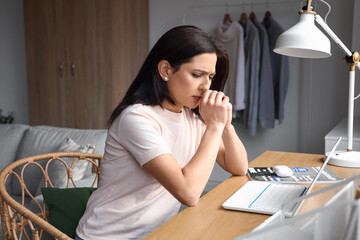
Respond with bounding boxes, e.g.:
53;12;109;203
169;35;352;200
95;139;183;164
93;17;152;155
182;0;301;24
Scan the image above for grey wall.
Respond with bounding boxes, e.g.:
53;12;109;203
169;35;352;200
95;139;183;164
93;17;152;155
149;0;359;187
353;0;360;68
0;0;28;124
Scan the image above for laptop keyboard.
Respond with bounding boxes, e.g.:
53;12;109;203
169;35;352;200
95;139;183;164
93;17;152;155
249;183;307;212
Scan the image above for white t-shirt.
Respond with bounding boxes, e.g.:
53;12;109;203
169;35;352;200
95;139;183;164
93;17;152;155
76;104;206;240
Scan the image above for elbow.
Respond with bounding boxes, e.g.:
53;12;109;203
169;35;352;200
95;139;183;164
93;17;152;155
177;190;200;207
182;197;200;207
232;154;248;176
231;167;248;176
230;162;248;176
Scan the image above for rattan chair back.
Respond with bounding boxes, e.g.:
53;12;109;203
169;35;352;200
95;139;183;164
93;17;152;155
0;152;102;240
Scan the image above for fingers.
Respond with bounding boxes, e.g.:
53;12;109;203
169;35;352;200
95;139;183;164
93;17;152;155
199;90;232;127
215;91;224;104
226;102;233;126
201;90;228;106
201;90;211;102
227;102;232;111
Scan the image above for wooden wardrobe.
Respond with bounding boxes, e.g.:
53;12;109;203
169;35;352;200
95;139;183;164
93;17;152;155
23;0;149;129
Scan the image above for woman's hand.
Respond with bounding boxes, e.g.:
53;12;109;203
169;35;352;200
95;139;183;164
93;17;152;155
225;102;233;127
199;90;229;129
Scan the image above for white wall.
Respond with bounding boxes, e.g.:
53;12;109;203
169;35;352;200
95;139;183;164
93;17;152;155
0;0;28;124
149;0;358;187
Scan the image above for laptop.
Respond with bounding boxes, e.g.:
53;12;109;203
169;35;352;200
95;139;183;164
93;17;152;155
222;137;342;217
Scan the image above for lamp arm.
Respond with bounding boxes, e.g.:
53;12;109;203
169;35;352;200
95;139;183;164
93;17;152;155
315;15;360;70
315;14;359;152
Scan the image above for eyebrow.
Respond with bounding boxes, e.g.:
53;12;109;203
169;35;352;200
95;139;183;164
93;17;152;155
193;69;216;75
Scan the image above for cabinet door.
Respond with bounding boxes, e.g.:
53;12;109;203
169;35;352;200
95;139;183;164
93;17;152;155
24;0;69;127
63;0;149;129
110;0;149;109
63;0;113;129
25;0;149;129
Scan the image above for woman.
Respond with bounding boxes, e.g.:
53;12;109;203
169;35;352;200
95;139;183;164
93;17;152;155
76;25;248;240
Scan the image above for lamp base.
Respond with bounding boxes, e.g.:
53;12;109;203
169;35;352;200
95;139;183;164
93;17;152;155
325;150;360;168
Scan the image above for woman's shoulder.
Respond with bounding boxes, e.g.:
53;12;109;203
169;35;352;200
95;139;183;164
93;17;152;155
118;105;202;124
121;104;157;116
117;104;162;124
109;104;161;132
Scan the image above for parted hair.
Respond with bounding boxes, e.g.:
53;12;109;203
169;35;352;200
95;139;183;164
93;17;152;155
108;25;229;126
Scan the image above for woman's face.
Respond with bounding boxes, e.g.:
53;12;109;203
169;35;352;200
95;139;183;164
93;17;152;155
163;53;217;113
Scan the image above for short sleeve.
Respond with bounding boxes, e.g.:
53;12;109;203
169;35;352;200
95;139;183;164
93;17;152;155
117;110;171;166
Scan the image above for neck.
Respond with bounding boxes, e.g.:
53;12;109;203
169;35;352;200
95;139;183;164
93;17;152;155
162;100;183;113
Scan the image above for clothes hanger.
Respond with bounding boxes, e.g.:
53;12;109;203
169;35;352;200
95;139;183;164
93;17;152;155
239;2;248;25
264;11;271;21
263;0;272;22
223;13;233;24
249;1;256;21
250;12;256;21
239;12;248;25
223;4;233;24
239;12;247;25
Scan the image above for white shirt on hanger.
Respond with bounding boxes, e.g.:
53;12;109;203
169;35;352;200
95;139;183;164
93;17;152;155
215;21;246;113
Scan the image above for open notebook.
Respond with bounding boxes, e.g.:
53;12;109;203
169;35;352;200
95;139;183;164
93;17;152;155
222;137;342;216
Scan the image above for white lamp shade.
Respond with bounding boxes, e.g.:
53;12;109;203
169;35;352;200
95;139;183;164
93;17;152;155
274;13;331;58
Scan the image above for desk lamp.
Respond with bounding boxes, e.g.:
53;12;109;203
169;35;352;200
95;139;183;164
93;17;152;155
274;0;360;167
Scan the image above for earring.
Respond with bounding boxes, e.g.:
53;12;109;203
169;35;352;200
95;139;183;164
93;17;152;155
164;77;169;81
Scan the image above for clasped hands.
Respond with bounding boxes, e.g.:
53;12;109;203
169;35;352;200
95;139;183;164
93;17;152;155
199;90;232;129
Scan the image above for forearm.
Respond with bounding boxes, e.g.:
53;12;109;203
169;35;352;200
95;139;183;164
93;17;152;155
182;125;223;201
144;90;230;206
221;124;248;175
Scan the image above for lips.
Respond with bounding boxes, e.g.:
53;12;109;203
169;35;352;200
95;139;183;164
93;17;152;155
193;96;201;102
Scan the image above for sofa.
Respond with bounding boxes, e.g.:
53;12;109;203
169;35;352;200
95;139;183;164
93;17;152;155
0;124;107;238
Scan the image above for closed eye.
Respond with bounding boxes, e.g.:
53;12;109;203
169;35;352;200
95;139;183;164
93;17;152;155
192;73;202;78
192;72;216;80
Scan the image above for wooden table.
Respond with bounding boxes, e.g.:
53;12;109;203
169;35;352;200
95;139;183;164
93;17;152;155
144;151;360;240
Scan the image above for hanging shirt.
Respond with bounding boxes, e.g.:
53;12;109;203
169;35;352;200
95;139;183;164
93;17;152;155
262;15;290;124
242;19;260;136
252;17;275;128
215;21;246;112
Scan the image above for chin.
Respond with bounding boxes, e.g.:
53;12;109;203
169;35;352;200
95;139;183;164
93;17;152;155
188;104;199;109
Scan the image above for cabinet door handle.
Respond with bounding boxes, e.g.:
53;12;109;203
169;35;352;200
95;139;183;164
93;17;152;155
71;62;75;76
59;63;64;77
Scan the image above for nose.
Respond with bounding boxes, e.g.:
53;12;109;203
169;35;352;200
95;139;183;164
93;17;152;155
199;76;211;91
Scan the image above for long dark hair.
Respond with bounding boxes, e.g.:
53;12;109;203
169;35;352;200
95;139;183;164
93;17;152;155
108;25;229;126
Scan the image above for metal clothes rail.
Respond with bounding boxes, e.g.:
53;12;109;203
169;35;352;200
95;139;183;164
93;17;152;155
182;0;301;24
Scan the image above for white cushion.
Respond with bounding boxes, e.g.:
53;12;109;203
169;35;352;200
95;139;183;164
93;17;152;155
35;138;94;196
11;126;106;196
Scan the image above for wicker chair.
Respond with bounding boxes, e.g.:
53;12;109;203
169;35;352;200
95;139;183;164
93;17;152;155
0;152;103;240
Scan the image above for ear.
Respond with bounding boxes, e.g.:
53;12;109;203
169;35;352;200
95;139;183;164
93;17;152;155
158;60;172;81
